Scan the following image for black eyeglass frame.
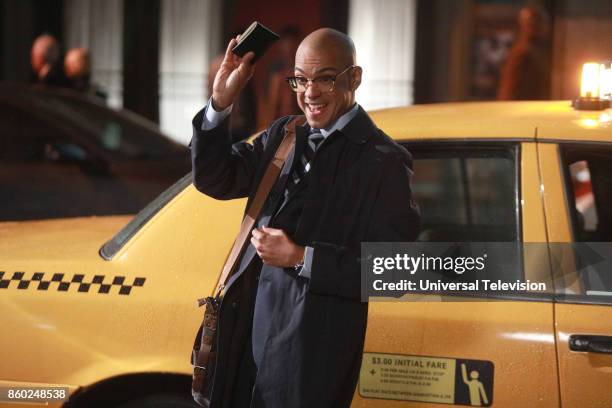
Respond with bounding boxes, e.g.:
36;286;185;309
285;65;356;93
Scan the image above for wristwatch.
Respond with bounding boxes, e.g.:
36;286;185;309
293;249;305;271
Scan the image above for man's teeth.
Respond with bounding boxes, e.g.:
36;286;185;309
308;104;326;112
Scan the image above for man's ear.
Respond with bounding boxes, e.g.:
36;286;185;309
350;66;363;91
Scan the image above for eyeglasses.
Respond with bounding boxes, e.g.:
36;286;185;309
286;65;355;93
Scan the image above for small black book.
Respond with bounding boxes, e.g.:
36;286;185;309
231;21;280;63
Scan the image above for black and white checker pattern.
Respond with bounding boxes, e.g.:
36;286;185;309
0;271;146;295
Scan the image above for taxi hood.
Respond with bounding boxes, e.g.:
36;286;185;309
0;216;132;262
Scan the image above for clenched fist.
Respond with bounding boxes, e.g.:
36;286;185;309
251;227;305;268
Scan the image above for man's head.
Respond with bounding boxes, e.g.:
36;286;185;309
293;28;362;129
64;48;91;80
31;34;61;79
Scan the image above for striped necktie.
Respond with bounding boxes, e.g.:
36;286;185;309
290;128;325;187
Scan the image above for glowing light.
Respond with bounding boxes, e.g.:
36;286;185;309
580;63;600;99
579;118;599;129
600;63;612;100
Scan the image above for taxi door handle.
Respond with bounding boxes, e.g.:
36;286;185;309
569;335;612;354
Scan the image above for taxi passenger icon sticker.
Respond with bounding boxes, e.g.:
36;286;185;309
359;352;494;407
456;360;493;406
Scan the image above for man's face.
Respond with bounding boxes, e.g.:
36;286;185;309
31;36;58;75
31;43;47;73
294;46;359;129
64;50;90;79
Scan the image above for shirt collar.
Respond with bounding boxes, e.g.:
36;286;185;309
314;103;360;138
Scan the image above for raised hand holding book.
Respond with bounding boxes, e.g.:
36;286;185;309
231;22;280;63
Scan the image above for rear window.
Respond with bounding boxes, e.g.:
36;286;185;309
400;142;527;299
405;143;520;242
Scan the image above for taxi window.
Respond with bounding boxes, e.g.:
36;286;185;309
402;143;525;297
405;143;519;243
562;146;612;242
560;144;612;303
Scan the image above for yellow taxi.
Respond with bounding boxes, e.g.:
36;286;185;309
1;63;611;408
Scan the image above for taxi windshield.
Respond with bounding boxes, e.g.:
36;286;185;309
100;172;192;260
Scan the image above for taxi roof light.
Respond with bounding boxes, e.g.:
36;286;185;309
600;62;612;100
573;62;610;111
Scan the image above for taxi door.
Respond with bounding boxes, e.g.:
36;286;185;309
351;141;560;407
537;141;612;408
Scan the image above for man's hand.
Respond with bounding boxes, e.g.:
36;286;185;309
212;36;256;110
251;227;305;268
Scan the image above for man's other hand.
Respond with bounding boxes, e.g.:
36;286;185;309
251;227;305;268
212;36;256;110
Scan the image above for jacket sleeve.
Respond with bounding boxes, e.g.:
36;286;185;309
308;150;421;301
190;107;269;200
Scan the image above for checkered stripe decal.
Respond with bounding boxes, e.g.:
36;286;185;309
0;271;146;295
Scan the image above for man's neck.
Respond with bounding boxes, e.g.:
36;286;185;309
320;103;359;135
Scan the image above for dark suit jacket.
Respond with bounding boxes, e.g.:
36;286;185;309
191;106;420;408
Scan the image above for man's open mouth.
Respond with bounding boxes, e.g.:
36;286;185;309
307;103;328;115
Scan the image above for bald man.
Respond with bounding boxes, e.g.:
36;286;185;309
64;48;90;83
30;34;68;87
190;28;420;408
63;48;107;101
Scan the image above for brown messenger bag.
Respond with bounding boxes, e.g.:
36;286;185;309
191;115;305;407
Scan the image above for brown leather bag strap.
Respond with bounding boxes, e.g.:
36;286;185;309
213;115;305;297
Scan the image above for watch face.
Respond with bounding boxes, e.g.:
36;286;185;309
294;259;305;271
